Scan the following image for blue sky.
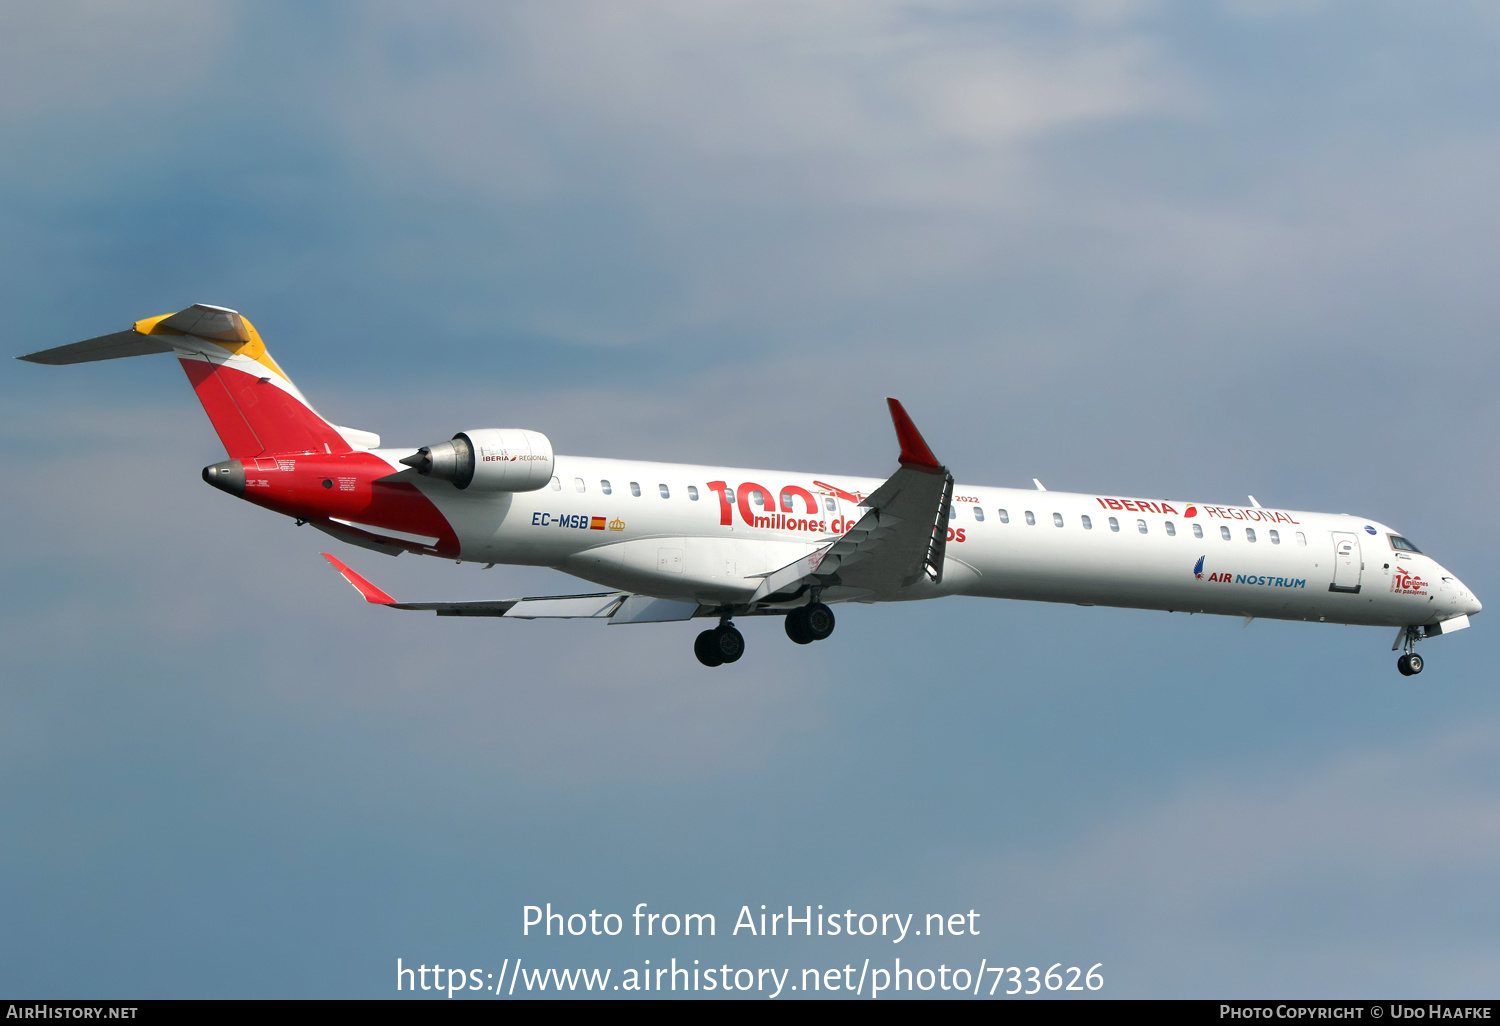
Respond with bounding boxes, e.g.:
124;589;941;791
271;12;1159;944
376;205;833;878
3;0;1498;998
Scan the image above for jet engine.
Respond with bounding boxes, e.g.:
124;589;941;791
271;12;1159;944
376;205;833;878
400;429;554;491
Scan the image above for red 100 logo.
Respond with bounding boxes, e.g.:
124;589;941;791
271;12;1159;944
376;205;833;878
705;481;966;542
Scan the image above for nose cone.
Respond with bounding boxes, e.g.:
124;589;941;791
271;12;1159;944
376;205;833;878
1443;571;1481;617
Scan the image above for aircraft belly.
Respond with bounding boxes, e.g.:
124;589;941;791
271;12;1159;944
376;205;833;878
561;536;821;604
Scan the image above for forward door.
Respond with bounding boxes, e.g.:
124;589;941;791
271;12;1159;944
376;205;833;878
1330;532;1362;593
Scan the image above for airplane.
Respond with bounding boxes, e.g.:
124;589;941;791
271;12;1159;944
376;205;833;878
20;303;1480;674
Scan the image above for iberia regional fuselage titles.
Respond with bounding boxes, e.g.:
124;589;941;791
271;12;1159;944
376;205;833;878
21;304;1480;673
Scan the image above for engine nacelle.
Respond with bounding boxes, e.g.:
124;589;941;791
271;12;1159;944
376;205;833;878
400;429;554;491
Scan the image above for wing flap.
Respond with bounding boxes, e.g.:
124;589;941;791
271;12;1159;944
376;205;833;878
507;594;626;618
608;595;702;623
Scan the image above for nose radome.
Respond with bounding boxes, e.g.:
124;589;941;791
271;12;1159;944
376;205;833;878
1446;571;1482;616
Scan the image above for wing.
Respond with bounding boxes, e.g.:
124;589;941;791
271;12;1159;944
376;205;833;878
751;398;954;601
322;553;704;622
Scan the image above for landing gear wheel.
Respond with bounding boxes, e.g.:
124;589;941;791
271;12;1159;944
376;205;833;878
805;602;835;641
1397;652;1423;676
695;630;725;667
714;623;745;663
785;608;814;645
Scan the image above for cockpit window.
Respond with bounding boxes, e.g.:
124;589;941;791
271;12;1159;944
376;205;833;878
1389;535;1421;553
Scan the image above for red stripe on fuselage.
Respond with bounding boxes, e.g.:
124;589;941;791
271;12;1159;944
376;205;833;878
180;359;351;458
240;452;460;558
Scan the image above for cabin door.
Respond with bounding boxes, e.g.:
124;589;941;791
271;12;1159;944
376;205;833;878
1330;532;1362;593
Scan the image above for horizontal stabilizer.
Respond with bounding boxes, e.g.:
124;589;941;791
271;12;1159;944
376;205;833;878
18;330;173;365
17;303;253;365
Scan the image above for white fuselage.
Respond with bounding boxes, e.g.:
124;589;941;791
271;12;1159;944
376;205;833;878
377;452;1480;629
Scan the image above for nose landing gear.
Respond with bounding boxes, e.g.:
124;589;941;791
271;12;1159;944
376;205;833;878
1394;626;1425;676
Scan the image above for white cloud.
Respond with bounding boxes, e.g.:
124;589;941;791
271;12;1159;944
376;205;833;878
332;0;1185;210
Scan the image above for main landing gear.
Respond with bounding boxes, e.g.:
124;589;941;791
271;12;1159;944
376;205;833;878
1395;626;1425;676
784;602;835;645
694;621;745;667
693;602;837;666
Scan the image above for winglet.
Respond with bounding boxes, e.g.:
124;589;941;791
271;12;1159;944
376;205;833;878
322;552;397;604
886;398;942;471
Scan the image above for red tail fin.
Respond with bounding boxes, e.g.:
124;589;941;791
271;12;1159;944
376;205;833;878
177;356;352;458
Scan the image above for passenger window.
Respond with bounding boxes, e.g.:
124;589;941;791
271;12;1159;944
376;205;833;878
1081;514;1093;530
1053;512;1064;527
600;479;612;495
949;505;958;521
1108;517;1120;532
630;481;641;497
574;477;586;493
1269;529;1280;544
1165;521;1175;536
1245;528;1256;542
974;507;985;522
1220;526;1231;541
1296;531;1306;546
1025;511;1036;526
550;477;561;491
1137;519;1148;534
659;484;670;499
998;509;1010;524
1193;523;1204;539
824;496;836;512
688;485;698;500
725;487;735;504
782;494;794;511
751;489;766;507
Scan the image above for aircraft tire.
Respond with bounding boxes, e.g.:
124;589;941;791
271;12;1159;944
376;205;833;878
715;624;745;664
1406;652;1423;675
695;629;726;667
785;608;814;645
805;602;835;641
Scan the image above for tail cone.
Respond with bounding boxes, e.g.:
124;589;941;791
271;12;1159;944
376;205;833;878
202;460;245;497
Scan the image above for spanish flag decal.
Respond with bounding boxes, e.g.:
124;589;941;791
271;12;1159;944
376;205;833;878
590;516;607;530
